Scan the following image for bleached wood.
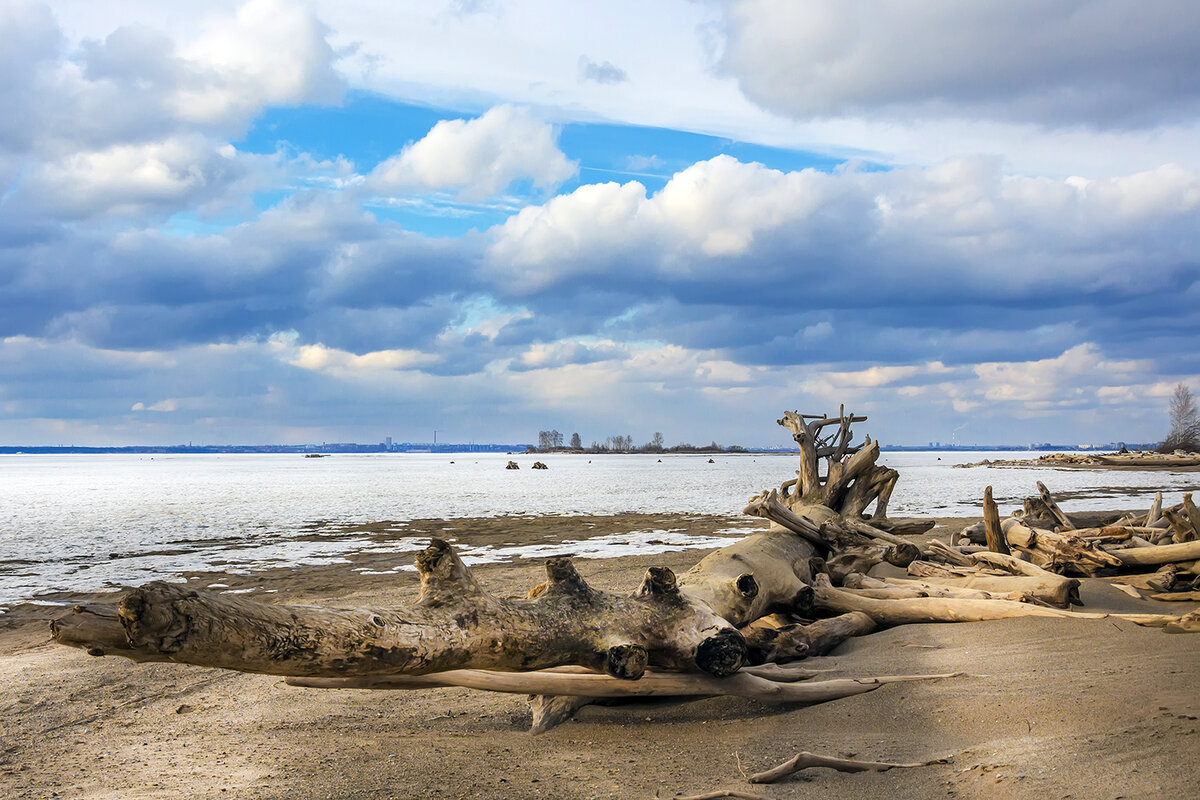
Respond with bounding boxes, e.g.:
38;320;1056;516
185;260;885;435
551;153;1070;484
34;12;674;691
52;540;748;679
1001;519;1123;575
1036;481;1076;530
1149;591;1200;602
1147;492;1163;527
812;584;1180;627
284;667;958;701
1113;540;1200;568
749;750;948;783
983;486;1011;555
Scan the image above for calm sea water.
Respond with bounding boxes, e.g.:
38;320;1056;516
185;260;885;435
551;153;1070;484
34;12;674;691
2;451;1197;608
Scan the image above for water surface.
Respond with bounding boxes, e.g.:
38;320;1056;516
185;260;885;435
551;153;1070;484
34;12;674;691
2;451;1196;607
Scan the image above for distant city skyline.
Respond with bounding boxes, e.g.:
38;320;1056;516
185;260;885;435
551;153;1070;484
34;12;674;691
0;436;1161;455
2;2;1197;447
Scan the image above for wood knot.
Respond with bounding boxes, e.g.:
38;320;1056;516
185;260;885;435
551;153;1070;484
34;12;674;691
118;590;147;625
694;628;746;677
884;542;920;567
637;566;679;598
604;643;648;680
544;558;591;598
415;539;454;577
734;573;759;599
792;585;815;614
118;586;188;652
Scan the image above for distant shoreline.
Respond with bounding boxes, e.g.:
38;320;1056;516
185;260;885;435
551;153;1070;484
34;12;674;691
0;444;1158;455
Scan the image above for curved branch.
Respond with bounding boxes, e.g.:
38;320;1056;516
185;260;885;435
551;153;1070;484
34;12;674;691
285;668;960;702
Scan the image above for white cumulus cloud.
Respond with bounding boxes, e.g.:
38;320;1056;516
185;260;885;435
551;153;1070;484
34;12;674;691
484;155;1200;300
368;105;577;201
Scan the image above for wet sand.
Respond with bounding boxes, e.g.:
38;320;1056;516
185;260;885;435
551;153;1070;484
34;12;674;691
2;514;1198;800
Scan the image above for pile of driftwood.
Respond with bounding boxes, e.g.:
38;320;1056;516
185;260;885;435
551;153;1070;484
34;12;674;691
48;408;1199;785
956;451;1200;469
949;482;1200;602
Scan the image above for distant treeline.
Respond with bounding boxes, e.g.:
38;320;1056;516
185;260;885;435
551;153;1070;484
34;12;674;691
0;443;532;455
530;429;747;454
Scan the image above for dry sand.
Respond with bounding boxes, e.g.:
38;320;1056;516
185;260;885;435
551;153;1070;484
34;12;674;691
2;514;1198;800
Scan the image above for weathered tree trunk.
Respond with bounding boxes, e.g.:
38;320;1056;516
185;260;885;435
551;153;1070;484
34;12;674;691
52;540;748;679
902;574;1079;608
1001;518;1124;575
811;583;1177;627
1112;540;1200;569
982;486;1011;555
840;574;996;600
675;530;817;627
1108;568;1180;593
740;611;877;664
1036;481;1076;530
1181;493;1200;541
1147;491;1163;527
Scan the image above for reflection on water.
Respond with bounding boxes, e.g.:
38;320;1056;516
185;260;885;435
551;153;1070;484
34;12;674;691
2;451;1197;606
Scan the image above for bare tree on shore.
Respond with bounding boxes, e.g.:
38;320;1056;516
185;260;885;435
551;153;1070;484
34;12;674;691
1160;383;1199;452
538;430;564;450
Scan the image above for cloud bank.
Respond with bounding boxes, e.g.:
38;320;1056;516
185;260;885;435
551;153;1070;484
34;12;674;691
1;0;1198;448
719;0;1200;128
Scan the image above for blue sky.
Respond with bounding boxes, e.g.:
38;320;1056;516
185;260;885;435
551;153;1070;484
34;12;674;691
2;0;1199;447
235;92;849;236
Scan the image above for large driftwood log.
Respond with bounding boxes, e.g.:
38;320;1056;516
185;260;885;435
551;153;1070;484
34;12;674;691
676;530;817;627
851;573;1080;608
52;540;749;679
811;583;1178;627
1113;540;1200;569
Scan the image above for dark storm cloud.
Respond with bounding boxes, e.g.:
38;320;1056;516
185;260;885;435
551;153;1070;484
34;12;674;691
0;195;481;351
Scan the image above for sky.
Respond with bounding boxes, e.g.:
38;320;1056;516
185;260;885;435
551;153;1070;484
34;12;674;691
1;0;1199;448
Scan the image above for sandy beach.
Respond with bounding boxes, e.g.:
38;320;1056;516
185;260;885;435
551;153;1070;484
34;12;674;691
2;513;1198;800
